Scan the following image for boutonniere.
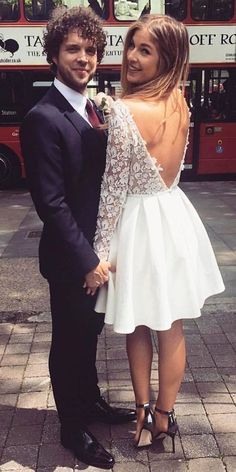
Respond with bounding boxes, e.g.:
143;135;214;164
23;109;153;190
93;92;114;122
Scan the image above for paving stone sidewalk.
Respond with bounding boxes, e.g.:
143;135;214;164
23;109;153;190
0;181;236;471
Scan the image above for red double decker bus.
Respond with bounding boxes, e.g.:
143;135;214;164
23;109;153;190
0;0;236;187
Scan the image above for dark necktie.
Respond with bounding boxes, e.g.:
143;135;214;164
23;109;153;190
86;99;101;128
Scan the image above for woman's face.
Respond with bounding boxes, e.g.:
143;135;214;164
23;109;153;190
126;28;159;86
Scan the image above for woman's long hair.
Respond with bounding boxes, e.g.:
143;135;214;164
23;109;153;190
121;14;189;101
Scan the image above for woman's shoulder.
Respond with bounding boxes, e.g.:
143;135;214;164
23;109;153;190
121;97;153;112
111;98;134;121
119;98;160;125
113;90;189;128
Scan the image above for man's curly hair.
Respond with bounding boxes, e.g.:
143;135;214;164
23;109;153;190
43;6;107;71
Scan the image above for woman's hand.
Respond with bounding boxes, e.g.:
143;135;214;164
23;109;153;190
84;260;115;295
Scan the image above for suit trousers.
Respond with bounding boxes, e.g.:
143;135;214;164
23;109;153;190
48;279;105;428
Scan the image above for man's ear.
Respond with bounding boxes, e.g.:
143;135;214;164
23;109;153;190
52;56;58;66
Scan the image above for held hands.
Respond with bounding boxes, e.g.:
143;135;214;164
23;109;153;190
84;260;115;296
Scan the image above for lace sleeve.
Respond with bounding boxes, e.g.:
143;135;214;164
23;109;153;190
94;103;132;260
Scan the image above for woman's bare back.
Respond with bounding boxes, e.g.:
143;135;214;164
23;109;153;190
122;88;190;188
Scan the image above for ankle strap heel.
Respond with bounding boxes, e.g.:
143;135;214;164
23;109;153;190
134;403;155;448
154;407;178;453
136;403;154;430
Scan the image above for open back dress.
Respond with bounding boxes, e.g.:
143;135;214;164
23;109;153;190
94;99;225;334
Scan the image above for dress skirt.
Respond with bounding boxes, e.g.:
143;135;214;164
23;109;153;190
95;187;225;334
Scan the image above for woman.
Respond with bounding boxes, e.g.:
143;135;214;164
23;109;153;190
91;14;225;451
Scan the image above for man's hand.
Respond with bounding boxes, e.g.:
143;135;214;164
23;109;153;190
84;260;112;295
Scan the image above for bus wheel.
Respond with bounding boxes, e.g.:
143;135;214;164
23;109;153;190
0;149;21;189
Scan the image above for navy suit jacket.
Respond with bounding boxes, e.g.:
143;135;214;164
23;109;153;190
20;85;107;283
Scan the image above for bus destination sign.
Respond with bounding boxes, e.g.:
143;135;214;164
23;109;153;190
0;25;236;67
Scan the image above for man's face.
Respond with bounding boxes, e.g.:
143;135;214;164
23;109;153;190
53;29;98;94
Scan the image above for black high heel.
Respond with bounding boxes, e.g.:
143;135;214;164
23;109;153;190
154;407;178;453
134;403;155;448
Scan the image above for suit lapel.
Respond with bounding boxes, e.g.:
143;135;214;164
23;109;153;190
46;85;106;135
64;109;91;135
47;85;91;135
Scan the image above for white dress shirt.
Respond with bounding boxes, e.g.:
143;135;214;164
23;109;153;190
54;78;92;125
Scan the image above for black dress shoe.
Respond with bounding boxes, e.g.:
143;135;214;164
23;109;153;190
61;426;114;470
89;396;136;424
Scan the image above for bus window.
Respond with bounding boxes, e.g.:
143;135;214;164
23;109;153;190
86;0;109;18
0;0;19;21
24;0;56;20
0;72;25;124
0;70;54;123
165;0;187;21
191;0;234;21
24;0;109;20
113;0;161;21
221;69;236;121
62;0;109;19
32;79;52;105
201;69;236;122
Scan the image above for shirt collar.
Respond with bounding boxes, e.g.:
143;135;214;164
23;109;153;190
54;78;87;116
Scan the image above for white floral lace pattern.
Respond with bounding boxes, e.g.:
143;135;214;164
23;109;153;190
94;100;189;260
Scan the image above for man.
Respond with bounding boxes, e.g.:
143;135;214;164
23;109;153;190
20;6;135;470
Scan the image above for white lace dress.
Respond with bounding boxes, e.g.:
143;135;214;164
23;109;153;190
94;100;225;334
